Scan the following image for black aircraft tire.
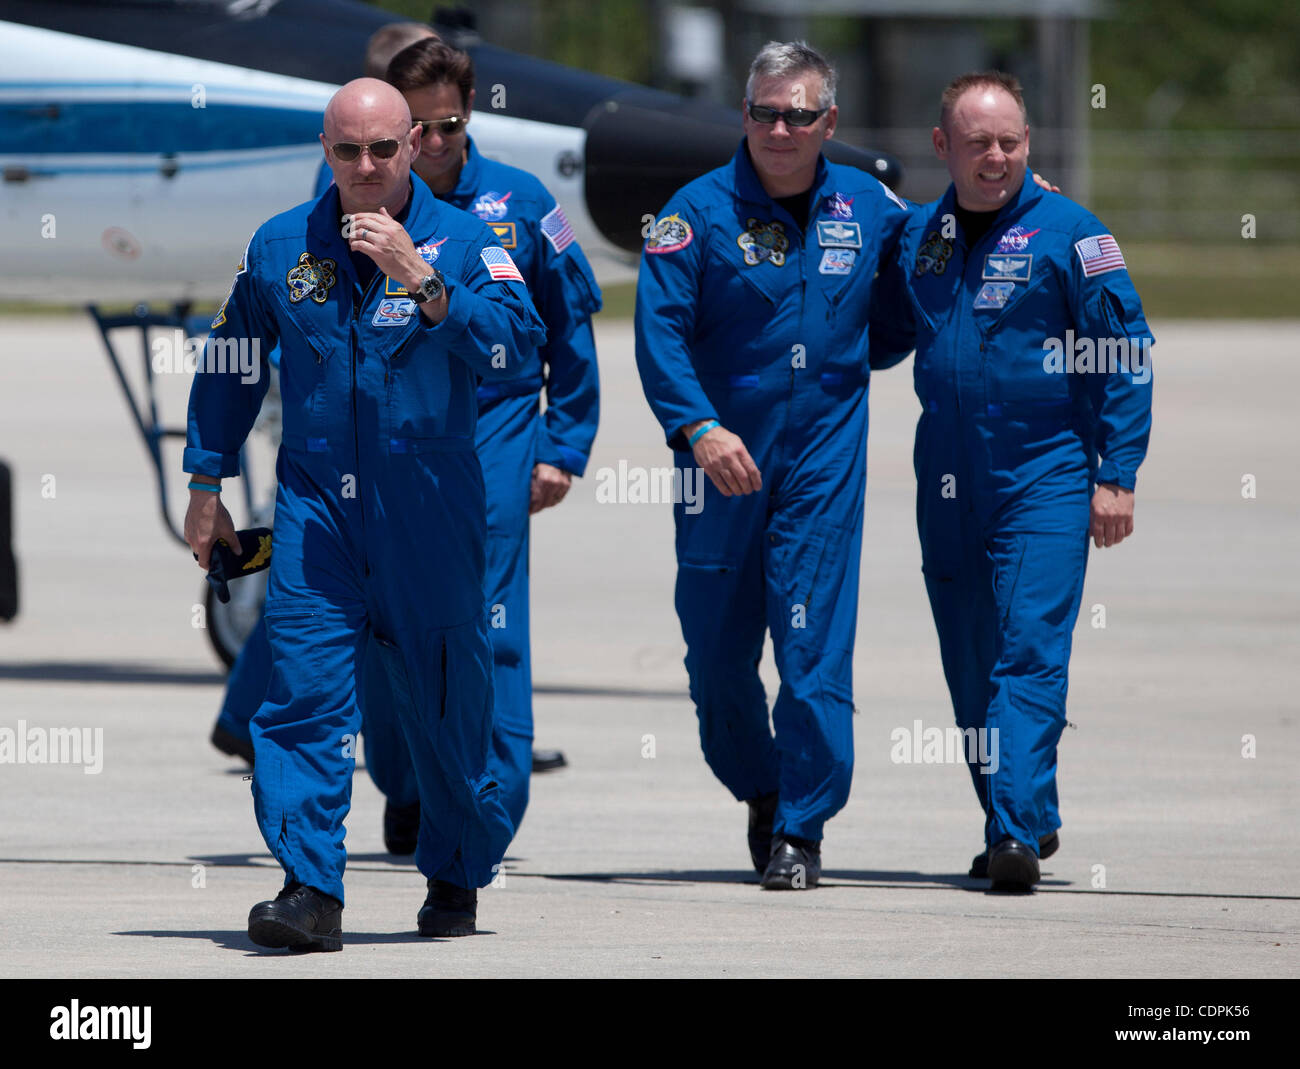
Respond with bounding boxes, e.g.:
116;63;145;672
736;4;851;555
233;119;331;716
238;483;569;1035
204;579;264;671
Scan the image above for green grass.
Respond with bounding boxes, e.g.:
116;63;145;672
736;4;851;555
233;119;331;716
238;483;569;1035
592;243;1300;320
6;244;1293;321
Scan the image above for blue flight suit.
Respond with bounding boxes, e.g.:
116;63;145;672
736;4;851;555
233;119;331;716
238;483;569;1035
185;175;547;901
634;141;913;843
214;140;601;839
891;176;1153;853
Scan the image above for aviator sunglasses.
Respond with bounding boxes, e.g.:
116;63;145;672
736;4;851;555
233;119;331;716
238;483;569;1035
414;115;468;136
746;102;828;127
330;138;402;162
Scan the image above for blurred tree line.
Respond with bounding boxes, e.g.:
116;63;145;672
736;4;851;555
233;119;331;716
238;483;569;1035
371;0;1298;130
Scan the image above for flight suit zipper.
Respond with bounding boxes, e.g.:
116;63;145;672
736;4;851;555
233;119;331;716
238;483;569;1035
351;271;385;580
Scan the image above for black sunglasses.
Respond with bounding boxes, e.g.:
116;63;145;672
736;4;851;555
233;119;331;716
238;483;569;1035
330;138;401;162
415;116;467;136
746;103;828;127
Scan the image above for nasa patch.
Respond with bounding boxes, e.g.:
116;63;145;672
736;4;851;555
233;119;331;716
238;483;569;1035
819;248;856;275
471;190;511;221
372;298;416;327
823;193;854;220
415;238;447;266
994;225;1040;253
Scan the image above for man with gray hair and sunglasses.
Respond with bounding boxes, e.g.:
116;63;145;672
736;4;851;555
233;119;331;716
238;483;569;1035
635;41;914;889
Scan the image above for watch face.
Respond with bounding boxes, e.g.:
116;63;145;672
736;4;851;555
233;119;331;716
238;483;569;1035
421;273;442;300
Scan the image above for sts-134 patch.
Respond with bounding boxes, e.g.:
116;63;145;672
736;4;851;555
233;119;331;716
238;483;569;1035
737;218;788;266
915;230;954;277
285;252;337;304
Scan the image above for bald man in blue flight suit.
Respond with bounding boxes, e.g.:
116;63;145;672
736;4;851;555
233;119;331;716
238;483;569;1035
210;38;601;854
635;42;914;889
890;72;1153;890
185;79;545;948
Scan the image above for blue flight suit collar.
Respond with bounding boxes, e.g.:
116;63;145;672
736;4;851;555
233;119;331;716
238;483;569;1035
305;175;442;273
938;171;1045;250
292;176;445;361
729;138;832;219
445;136;485;207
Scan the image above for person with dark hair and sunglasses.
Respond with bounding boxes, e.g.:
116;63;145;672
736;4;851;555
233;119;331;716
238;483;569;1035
184;78;546;950
341;36;602;852
634;41;915;889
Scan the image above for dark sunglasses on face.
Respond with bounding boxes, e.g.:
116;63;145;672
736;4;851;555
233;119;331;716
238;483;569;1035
415;116;467;137
330;138;401;162
746;102;828;127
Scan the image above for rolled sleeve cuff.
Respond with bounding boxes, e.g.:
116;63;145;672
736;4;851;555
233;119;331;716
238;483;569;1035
1095;460;1136;491
552;442;588;476
666;412;717;452
183;446;241;479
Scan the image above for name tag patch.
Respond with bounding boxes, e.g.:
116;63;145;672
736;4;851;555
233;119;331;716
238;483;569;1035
488;222;516;249
982;253;1032;282
816;220;861;249
973;281;1016;310
819;248;856;275
372;298;415;327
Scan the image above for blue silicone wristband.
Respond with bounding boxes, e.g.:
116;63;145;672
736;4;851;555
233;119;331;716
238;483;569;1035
188;481;221;493
688;420;720;447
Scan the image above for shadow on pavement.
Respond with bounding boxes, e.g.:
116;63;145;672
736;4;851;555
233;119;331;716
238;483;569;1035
113;928;488;952
0;661;224;686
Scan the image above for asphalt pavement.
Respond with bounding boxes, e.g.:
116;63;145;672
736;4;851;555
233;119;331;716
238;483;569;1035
0;315;1296;978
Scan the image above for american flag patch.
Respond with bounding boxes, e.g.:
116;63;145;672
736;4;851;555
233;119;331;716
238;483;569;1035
1075;234;1126;277
480;246;524;283
540;204;575;254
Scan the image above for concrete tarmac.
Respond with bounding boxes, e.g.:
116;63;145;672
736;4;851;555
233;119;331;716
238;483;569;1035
0;315;1296;978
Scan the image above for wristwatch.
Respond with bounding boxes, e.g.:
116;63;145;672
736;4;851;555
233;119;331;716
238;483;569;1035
410;269;445;304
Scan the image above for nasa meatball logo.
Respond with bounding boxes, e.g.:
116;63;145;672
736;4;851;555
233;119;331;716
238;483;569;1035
994;225;1040;253
823;192;854;220
471;191;511;221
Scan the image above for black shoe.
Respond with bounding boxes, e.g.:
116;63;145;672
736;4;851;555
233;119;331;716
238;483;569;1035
986;838;1040;890
969;831;1060;878
211;724;254;766
760;836;821;890
383;800;420;856
746;792;778;875
248;883;342;952
531;748;567;773
418;879;477;937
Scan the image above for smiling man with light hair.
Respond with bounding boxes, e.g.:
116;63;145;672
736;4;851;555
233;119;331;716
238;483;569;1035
887;71;1154;890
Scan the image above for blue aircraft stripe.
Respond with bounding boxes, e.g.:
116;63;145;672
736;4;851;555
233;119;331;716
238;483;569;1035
0;80;330;104
0;99;324;154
